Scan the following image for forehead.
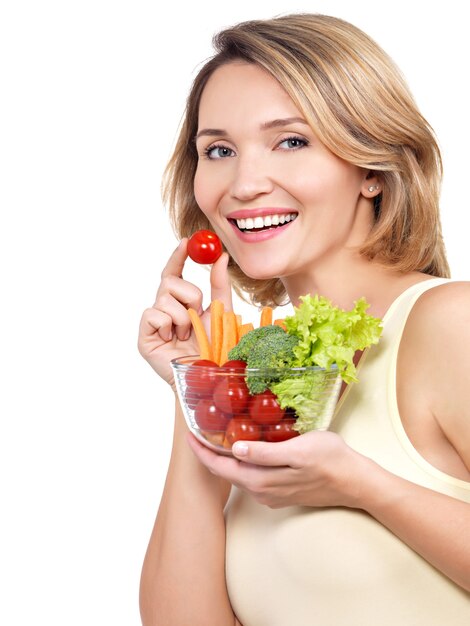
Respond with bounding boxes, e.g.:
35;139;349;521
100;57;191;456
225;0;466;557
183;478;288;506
197;62;302;127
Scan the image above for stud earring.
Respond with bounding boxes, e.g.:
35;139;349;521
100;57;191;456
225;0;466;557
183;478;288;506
368;185;379;192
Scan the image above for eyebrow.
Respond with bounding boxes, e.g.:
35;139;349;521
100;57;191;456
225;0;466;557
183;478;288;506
194;117;308;141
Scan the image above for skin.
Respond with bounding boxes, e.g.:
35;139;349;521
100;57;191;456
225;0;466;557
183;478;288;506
138;62;470;625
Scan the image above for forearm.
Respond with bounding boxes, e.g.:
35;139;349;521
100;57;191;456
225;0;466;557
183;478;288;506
359;458;470;591
139;400;236;626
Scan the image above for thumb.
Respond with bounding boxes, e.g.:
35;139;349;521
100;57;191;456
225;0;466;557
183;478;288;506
210;252;233;311
231;438;294;467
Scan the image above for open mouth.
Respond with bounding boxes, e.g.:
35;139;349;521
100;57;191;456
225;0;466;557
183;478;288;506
230;213;298;233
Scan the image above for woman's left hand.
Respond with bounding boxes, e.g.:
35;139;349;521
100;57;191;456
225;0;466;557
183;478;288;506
187;430;372;509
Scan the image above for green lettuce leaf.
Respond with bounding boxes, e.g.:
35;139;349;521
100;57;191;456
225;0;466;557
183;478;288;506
284;294;382;384
270;369;342;434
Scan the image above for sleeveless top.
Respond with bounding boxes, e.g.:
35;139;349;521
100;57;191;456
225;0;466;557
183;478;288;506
225;278;470;626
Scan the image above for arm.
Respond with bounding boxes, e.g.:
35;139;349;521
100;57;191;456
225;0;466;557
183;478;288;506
138;241;241;626
360;458;470;591
140;401;238;626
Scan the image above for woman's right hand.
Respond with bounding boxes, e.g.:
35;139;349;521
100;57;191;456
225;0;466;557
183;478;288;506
138;238;233;389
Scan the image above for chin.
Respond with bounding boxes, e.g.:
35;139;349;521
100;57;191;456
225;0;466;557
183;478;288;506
236;260;283;281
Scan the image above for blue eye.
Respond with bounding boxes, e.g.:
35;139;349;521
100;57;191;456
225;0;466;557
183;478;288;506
278;136;309;150
204;145;235;159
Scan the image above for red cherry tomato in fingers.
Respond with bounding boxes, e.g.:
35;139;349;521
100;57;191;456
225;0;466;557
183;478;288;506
264;418;299;442
187;230;223;264
225;417;262;445
249;390;285;425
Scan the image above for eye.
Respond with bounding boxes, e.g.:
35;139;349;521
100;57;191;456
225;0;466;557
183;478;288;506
277;136;309;150
203;144;235;159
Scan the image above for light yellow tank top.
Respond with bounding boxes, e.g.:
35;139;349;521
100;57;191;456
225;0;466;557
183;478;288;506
225;278;470;626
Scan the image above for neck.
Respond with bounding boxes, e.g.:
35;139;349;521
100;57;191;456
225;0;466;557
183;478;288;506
281;249;429;319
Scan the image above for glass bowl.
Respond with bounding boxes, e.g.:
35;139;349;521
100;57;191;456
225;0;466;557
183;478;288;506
171;355;342;456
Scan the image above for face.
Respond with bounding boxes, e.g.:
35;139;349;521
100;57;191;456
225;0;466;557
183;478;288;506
193;62;374;281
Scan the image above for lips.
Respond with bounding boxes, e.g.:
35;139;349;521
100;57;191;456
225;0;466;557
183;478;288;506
227;212;297;243
227;207;298;219
234;213;297;231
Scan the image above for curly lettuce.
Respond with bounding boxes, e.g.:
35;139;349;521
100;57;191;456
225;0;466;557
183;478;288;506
284;294;383;384
269;295;382;433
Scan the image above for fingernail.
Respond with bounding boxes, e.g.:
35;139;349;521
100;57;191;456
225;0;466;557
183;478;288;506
233;442;249;457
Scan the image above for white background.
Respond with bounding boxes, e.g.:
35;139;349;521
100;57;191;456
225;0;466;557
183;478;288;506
1;1;468;624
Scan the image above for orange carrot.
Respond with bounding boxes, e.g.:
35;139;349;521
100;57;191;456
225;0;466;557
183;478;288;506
235;314;242;342
273;318;287;331
210;300;225;365
187;308;213;360
220;311;238;365
238;322;254;338
260;306;273;326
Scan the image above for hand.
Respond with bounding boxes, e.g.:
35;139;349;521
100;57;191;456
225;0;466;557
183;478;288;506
138;239;233;388
187;430;371;509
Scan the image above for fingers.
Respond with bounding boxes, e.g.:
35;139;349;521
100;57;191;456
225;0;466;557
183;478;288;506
210;252;233;311
231;438;299;467
160;238;188;279
139;307;173;346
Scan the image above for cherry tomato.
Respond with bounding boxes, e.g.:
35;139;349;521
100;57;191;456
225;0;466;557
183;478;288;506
185;360;220;401
187;230;223;264
219;359;247;384
220;359;247;372
194;398;230;432
213;378;250;415
264;418;299;442
225;417;262;445
249;390;285;425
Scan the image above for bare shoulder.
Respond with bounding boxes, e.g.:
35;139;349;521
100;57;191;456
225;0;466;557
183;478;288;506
409;279;470;319
402;281;470;352
400;280;470;471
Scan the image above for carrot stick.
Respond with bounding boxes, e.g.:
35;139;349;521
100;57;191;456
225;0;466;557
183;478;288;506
238;322;254;338
235;314;242;342
187;308;213;360
210;300;224;365
220;311;238;365
273;318;287;331
260;306;273;326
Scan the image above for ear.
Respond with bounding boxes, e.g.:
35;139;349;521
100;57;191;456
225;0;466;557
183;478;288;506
361;171;382;199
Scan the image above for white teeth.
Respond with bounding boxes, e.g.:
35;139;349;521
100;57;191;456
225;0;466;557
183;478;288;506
235;213;297;231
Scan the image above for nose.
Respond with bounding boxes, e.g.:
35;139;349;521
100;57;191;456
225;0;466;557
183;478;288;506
229;154;274;201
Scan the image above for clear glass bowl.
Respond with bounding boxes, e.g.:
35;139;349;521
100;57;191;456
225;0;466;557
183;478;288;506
171;355;342;456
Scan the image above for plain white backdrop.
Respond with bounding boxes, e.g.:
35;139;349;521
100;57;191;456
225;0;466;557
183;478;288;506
1;1;468;624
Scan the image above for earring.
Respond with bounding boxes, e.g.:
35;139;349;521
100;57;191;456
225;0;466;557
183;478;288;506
368;185;379;192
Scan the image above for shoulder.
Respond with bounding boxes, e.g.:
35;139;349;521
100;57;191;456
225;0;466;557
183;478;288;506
403;279;470;372
404;280;470;353
400;280;470;468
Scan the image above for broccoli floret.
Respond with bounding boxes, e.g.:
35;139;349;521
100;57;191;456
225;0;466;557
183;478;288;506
228;325;284;362
228;325;299;394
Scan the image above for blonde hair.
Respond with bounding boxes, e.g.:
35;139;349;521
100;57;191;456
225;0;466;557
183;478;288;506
163;13;449;307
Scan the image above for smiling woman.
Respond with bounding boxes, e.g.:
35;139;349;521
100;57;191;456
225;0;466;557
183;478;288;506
164;15;448;307
192;61;373;283
138;13;470;626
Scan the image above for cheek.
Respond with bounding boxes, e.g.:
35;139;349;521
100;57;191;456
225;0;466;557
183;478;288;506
193;166;220;216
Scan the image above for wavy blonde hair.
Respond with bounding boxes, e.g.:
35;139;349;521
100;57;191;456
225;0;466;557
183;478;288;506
163;13;449;307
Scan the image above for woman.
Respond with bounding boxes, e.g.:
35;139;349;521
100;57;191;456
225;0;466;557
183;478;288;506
138;14;470;626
